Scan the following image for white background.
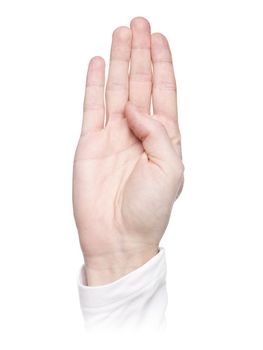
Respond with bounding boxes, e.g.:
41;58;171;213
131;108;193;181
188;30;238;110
0;0;262;349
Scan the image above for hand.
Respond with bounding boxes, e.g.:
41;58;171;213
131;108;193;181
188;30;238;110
73;17;184;285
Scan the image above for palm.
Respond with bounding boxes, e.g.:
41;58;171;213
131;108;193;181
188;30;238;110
73;18;184;262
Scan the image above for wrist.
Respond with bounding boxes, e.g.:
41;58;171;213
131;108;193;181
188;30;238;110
83;247;159;286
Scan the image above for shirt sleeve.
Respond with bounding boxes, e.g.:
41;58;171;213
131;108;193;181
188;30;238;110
77;248;167;332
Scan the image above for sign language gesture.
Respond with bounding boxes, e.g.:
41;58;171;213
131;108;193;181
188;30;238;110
73;17;184;285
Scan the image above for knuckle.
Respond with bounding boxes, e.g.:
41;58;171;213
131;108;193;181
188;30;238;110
129;72;152;83
154;80;177;91
83;102;104;112
106;81;128;91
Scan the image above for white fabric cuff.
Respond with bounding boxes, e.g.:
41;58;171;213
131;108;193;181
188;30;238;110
78;247;166;310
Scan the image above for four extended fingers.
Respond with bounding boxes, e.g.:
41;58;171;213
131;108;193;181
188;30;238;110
82;18;178;133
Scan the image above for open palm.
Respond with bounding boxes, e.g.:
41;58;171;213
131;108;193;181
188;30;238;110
73;18;184;285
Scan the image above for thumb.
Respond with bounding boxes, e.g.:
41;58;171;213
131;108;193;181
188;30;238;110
125;102;176;165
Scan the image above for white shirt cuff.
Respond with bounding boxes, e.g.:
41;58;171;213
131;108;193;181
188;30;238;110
78;248;167;331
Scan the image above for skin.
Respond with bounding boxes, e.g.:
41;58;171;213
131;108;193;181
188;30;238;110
73;17;184;286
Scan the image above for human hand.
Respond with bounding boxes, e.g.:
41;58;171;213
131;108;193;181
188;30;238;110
73;17;184;285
